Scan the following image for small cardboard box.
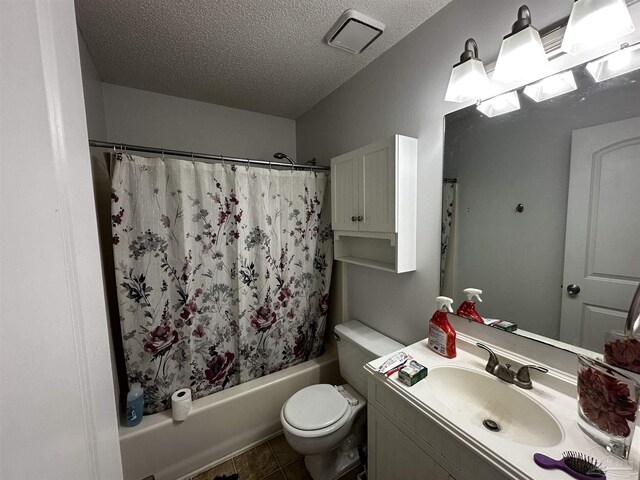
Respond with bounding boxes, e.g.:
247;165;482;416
398;360;428;386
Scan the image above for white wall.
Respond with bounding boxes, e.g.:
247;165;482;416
0;0;121;478
296;0;572;345
102;84;298;162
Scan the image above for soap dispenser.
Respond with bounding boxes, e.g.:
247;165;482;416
427;296;457;359
456;288;485;324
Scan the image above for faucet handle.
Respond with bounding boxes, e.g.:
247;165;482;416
476;343;500;373
515;364;548;387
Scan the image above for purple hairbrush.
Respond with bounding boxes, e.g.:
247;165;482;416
534;451;606;479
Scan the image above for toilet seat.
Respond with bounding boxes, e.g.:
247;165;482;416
283;384;350;432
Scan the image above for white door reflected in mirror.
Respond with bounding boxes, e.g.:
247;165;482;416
559;116;640;351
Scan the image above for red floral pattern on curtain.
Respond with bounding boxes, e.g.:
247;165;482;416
111;154;332;414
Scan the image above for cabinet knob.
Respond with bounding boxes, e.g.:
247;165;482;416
351;216;357;222
357;215;363;221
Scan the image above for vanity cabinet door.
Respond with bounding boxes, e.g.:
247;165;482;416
331;149;359;231
358;137;396;233
368;407;452;480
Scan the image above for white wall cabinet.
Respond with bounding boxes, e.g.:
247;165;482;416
331;135;417;273
331;149;360;231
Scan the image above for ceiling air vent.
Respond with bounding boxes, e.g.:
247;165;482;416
325;9;385;54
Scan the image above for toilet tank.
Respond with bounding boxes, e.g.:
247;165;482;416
334;320;404;398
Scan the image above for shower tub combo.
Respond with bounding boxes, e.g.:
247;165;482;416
119;346;341;480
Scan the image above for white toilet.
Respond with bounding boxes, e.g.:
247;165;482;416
280;320;403;480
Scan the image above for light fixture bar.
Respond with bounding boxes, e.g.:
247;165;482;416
484;0;640;74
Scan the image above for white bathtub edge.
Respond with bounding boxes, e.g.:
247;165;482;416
120;346;341;480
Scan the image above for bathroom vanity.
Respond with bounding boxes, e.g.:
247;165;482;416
365;333;640;480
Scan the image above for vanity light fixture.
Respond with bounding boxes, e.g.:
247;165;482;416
493;5;550;85
444;38;491;103
561;0;635;56
523;70;577;102
476;91;521;117
586;42;640;82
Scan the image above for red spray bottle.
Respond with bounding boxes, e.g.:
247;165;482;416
427;297;456;359
456;288;484;324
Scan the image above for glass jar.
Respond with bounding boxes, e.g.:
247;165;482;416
604;330;640;374
577;354;640;459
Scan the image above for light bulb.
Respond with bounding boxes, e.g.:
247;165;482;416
562;0;635;55
477;91;521;117
608;49;632;72
523;71;577;102
444;39;490;103
493;6;550;86
586;43;640;82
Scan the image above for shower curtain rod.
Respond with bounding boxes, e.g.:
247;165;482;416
88;140;330;172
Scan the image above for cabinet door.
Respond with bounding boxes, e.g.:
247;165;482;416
369;408;449;480
358;138;396;233
331;149;359;231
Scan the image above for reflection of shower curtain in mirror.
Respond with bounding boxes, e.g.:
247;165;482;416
111;154;333;413
441;182;457;298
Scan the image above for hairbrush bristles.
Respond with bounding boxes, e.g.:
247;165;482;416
562;451;606;477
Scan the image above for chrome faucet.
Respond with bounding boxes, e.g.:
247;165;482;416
476;343;548;389
625;282;640;338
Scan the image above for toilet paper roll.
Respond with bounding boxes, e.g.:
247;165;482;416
171;388;192;421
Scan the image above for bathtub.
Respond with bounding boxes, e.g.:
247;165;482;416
119;345;342;480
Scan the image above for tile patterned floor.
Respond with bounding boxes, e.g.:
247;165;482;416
190;434;362;480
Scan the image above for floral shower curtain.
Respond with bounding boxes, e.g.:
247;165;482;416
441;182;456;288
111;154;332;414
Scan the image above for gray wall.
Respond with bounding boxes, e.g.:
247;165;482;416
444;68;640;338
78;31;106;139
102;83;297;161
296;0;571;345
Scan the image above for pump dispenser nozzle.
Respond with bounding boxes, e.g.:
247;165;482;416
463;288;482;302
436;296;454;313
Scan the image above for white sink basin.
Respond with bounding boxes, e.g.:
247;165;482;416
427;366;563;448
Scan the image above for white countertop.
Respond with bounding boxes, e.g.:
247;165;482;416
365;335;640;480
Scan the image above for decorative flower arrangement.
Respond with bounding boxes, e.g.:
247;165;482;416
577;365;637;437
604;337;640;374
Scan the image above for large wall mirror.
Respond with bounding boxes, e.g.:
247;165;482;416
442;54;640;354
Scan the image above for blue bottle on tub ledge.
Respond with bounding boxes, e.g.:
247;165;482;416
126;382;144;427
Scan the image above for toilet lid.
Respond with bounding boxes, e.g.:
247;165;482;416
283;384;349;431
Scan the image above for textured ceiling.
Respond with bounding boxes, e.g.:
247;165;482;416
75;0;453;119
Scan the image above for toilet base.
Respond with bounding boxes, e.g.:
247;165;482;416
304;434;359;480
